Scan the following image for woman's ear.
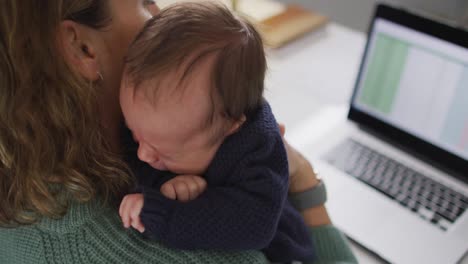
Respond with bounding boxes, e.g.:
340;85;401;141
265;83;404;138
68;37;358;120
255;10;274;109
58;20;100;81
225;115;246;136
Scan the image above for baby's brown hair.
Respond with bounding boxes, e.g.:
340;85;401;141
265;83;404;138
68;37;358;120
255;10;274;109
125;1;266;123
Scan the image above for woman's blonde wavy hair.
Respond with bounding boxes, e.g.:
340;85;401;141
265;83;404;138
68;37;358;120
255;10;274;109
0;0;131;226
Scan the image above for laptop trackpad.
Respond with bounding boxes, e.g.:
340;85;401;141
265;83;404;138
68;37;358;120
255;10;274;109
321;161;467;264
323;163;389;245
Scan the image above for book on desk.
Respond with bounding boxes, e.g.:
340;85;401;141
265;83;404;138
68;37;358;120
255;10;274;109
256;4;328;48
157;0;328;48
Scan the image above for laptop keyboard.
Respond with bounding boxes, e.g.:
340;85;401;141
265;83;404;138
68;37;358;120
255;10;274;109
324;138;468;231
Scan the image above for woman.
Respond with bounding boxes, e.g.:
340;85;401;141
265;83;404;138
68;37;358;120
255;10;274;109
0;1;357;263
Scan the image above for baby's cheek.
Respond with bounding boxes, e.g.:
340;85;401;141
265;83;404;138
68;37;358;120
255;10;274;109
151;160;168;171
193;151;217;174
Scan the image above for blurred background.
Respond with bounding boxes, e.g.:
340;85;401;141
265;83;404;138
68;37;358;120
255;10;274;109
278;0;468;32
156;0;468;128
159;0;468;32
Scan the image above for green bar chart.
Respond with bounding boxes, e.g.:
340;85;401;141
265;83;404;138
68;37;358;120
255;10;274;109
359;33;409;114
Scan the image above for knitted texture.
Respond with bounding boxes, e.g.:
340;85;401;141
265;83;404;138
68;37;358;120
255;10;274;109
306;226;358;264
0;198;357;263
132;103;314;262
0;199;268;264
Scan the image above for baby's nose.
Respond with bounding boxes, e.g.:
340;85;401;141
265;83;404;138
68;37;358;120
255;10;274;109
137;145;159;163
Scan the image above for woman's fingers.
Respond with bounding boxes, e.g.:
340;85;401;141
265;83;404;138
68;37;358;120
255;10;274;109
277;123;298;176
276;122;320;192
278;123;286;136
277;122;297;175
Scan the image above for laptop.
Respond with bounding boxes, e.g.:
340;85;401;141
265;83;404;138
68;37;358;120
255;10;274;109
298;4;468;264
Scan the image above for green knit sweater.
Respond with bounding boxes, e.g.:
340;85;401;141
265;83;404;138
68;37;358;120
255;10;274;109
0;199;357;264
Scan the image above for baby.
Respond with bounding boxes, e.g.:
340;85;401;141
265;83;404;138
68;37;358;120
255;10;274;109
119;2;314;263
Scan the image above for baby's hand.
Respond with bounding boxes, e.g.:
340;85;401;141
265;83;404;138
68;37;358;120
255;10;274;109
160;175;207;202
119;193;145;233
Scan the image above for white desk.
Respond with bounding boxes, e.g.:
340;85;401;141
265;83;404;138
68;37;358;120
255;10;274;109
264;22;468;264
265;23;364;132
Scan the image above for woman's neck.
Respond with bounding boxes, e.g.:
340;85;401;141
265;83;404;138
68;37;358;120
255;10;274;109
103;122;122;152
99;102;124;153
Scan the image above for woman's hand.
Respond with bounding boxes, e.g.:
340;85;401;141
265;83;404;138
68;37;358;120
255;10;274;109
279;124;332;227
160;175;207;202
278;124;319;193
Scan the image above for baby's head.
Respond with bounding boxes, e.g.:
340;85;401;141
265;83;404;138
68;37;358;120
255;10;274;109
120;2;266;175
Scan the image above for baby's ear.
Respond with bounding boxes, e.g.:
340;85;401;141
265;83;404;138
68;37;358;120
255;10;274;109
226;115;246;136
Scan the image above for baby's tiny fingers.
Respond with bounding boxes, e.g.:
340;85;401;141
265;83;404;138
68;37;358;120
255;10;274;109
174;180;190;202
131;216;146;233
119;198;126;218
192;176;207;195
161;182;177;200
121;203;131;228
184;177;202;200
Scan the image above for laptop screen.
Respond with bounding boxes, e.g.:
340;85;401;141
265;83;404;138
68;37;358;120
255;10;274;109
352;15;468;162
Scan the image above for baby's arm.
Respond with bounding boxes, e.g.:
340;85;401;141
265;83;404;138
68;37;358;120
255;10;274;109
119;175;207;233
119;193;145;233
138;134;288;251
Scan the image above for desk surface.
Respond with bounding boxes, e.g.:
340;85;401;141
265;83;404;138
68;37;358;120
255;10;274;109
265;23;364;131
264;22;468;264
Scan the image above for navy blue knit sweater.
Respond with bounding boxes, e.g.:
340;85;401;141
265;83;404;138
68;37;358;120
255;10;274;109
124;102;314;263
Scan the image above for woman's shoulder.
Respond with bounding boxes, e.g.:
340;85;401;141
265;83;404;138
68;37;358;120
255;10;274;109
0;199;268;264
0;220;46;263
